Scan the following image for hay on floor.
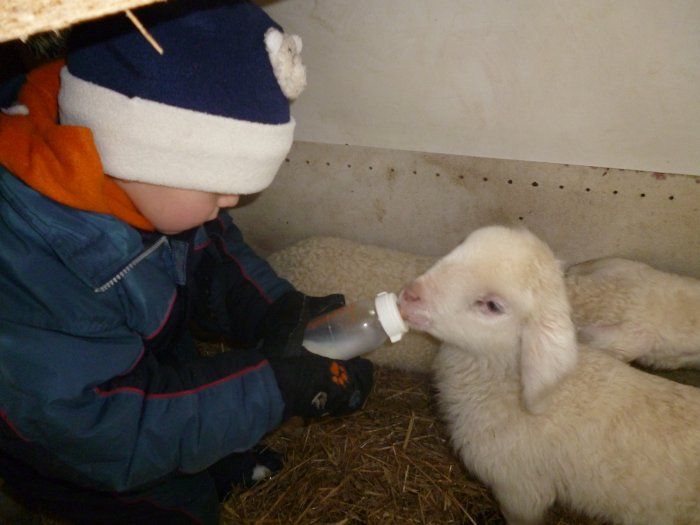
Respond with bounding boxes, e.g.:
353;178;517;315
220;366;604;525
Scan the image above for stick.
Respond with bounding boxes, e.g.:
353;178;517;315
402;412;415;451
125;9;164;55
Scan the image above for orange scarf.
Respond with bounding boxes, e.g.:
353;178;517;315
0;60;154;231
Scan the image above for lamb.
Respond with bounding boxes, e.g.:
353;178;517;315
399;225;700;525
565;257;700;369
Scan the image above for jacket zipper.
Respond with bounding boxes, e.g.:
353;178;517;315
94;236;168;293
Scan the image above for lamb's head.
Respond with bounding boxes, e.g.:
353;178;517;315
399;225;578;413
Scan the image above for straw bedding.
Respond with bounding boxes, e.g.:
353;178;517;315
219;365;602;525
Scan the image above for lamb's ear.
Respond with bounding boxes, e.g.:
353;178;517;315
520;299;577;414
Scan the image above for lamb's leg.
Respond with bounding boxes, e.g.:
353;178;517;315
636;350;700;370
577;323;654;362
494;484;551;525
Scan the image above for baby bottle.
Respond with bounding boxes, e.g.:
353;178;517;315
303;292;408;360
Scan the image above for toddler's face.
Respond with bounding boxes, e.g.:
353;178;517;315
114;179;239;234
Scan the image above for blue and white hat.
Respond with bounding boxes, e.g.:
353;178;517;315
58;0;306;194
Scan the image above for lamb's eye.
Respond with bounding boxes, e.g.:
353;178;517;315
475;298;504;315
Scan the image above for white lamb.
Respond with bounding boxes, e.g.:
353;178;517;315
566;257;700;369
399;225;700;525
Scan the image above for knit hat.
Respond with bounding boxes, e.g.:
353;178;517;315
58;0;306;195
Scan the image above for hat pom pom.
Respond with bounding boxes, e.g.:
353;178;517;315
265;27;307;100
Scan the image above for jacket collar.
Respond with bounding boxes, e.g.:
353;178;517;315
1;169;210;291
0;168;148;289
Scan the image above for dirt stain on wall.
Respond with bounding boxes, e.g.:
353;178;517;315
373;198;386;223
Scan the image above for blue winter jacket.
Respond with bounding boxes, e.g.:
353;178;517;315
0;167;292;492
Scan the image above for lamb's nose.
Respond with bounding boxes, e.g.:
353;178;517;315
400;282;422;304
399;281;431;329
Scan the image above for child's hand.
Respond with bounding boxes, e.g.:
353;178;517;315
261;291;374;419
258;290;345;360
269;353;373;420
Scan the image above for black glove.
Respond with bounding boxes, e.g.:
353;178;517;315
270;353;374;420
260;291;373;419
258;290;346;360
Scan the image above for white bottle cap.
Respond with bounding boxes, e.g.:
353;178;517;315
374;292;409;343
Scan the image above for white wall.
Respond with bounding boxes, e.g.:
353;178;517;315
262;0;700;176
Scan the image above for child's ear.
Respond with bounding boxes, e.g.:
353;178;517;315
520;301;578;414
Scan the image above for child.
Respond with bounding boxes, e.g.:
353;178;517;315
0;1;373;523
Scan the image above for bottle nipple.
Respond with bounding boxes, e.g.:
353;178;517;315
375;292;409;343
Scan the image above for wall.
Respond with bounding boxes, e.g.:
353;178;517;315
262;0;700;176
233;142;700;277
232;1;700;273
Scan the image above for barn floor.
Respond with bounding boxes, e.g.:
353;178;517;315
219;366;592;525
219;363;700;525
